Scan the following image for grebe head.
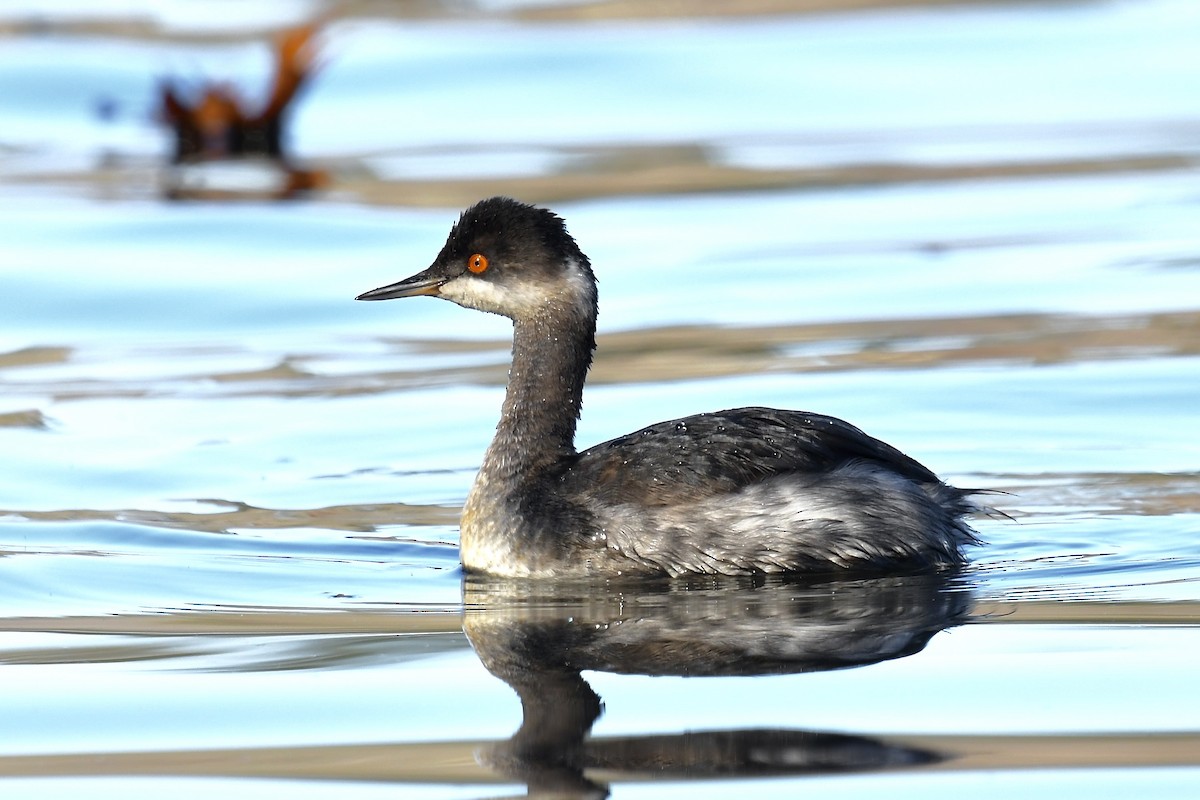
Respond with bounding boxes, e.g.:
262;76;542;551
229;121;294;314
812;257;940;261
356;196;596;322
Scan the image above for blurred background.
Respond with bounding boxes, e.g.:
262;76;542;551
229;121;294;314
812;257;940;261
1;0;1199;797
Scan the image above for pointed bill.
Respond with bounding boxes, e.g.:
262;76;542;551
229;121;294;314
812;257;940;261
356;268;447;301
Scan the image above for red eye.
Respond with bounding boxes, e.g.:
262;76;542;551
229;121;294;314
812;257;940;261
468;253;489;274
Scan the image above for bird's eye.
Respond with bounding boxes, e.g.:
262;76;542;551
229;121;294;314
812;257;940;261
467;253;489;274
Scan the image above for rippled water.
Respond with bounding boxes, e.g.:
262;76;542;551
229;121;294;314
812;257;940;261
2;0;1199;797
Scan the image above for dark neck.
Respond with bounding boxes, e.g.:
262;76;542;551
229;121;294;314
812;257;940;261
481;304;596;480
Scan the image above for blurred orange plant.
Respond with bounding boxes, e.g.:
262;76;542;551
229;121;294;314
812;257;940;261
159;25;325;198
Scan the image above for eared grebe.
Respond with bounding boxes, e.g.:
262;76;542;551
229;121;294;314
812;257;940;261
357;197;980;578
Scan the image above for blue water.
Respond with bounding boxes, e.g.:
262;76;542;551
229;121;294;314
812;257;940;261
1;0;1199;797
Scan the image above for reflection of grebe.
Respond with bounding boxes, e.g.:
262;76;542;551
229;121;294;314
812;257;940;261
359;197;981;578
464;575;966;793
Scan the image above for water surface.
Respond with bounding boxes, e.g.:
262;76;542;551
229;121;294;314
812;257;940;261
1;0;1198;797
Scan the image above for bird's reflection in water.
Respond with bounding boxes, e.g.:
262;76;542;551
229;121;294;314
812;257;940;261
463;572;972;798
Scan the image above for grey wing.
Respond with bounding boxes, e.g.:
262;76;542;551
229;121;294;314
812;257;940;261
560;406;943;506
